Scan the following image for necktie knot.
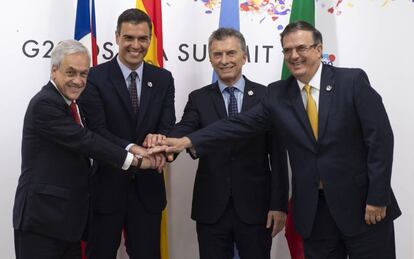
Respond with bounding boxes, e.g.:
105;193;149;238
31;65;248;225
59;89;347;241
225;86;236;95
304;84;312;94
130;71;138;82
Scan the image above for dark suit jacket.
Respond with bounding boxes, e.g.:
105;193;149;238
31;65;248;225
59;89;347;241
79;58;175;213
187;65;401;238
169;77;288;224
13;82;128;242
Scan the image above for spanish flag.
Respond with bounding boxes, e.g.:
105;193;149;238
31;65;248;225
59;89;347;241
137;0;164;67
136;2;168;259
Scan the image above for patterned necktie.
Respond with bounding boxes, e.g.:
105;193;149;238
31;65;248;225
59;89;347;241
129;71;139;114
304;84;318;140
70;101;82;126
225;87;238;117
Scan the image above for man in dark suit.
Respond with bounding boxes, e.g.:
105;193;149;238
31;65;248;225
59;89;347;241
155;21;401;259
165;28;288;259
78;8;175;259
13;40;158;259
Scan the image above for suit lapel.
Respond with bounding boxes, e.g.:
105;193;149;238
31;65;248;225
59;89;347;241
46;82;88;127
241;78;258;111
209;82;227;119
318;65;335;141
46;82;77;120
288;78;317;144
137;63;156;127
109;59;134;117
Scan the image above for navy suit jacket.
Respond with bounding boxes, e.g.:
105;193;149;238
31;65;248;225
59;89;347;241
13;82;128;242
187;65;401;238
79;58;175;213
169;77;288;224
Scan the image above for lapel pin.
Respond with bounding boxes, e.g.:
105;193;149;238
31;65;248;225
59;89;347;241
326;85;333;92
147;82;153;88
248;90;254;96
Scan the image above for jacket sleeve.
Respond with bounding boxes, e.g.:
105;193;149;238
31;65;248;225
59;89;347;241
353;69;394;206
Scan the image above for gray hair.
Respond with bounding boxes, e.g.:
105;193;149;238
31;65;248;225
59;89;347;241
51;39;90;69
208;27;247;54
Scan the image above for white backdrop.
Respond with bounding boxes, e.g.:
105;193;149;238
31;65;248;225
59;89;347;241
1;1;413;258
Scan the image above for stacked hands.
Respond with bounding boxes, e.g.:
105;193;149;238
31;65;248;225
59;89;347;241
129;142;166;173
129;134;191;172
144;134;193;161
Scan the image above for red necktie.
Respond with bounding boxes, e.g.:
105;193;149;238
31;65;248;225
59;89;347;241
70;101;82;125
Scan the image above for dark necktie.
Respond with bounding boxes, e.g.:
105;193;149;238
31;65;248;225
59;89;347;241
129;71;139;114
70;101;82;126
225;87;238;117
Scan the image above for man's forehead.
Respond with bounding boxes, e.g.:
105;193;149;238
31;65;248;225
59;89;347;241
61;56;90;70
211;37;241;48
282;31;313;44
119;22;150;33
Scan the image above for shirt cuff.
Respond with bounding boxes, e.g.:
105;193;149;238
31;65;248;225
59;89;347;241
122;152;134;170
126;143;134;151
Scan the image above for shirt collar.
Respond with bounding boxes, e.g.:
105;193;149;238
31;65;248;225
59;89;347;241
117;56;144;82
50;80;71;105
297;63;322;91
218;75;245;94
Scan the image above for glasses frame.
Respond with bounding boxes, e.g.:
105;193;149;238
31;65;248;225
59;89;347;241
282;43;319;56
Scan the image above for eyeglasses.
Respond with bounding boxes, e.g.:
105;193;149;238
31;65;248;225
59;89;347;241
282;43;319;56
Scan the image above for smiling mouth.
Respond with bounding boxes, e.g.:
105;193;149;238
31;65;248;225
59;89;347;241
219;66;234;71
128;50;143;57
289;61;305;68
69;85;84;90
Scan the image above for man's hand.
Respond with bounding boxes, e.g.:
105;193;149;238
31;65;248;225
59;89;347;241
129;144;148;156
365;204;387;225
162;137;192;153
130;144;166;172
148;137;193;162
143;133;166;148
266;211;287;237
140;154;166;173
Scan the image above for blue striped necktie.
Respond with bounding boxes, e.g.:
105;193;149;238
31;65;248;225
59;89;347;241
225;87;238;117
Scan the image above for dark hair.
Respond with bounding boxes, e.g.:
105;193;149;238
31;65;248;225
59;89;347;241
280;20;323;47
116;8;152;34
208;27;247;54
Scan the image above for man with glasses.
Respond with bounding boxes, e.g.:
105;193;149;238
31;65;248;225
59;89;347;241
154;21;401;259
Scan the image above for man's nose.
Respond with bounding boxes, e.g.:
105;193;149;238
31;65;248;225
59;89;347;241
131;39;141;49
221;54;228;64
73;74;85;85
290;48;300;58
